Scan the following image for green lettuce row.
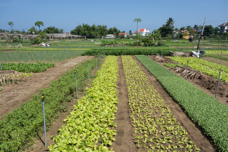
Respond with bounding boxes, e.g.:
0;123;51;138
0;58;97;152
49;56;118;152
137;55;228;152
122;56;199;151
0;63;54;73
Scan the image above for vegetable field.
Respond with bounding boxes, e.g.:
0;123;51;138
0;50;82;62
170;56;228;82
122;56;199;151
137;55;228;152
49;56;118;151
0;63;54;73
1;39;228;152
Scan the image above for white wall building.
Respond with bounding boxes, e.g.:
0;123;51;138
137;28;151;36
219;22;228;32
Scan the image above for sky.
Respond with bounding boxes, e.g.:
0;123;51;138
0;0;227;32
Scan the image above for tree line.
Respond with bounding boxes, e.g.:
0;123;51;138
1;19;227;39
157;18;228;39
70;24;121;38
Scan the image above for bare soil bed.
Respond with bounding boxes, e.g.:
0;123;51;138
0;56;93;119
112;57;136;152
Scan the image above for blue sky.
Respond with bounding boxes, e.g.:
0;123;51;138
0;0;227;32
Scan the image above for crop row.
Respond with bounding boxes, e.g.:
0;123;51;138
122;56;199;151
170;56;228;82
0;72;31;86
137;55;228;152
0;50;82;62
0;58;98;152
206;54;228;61
206;50;228;55
82;48;174;56
0;63;54;73
49;56;118;152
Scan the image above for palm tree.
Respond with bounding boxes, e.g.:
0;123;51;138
133;18;142;45
35;21;44;31
8;21;14;32
133;18;142;34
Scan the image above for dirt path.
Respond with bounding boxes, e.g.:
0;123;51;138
203;56;228;66
135;56;215;152
112;57;137;152
0;56;93;119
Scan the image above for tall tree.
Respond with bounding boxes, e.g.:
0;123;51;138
159;17;175;37
71;24;118;38
43;26;63;33
8;21;14;32
133;18;142;34
27;26;38;34
35;21;44;31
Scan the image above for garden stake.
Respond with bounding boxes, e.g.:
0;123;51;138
75;72;78;98
215;70;222;98
41;95;47;148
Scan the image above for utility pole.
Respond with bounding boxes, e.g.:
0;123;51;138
196;17;206;51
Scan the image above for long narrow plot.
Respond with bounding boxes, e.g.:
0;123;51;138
137;55;228;152
122;56;199;151
49;56;118;151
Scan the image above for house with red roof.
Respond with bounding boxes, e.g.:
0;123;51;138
118;32;128;38
135;28;150;36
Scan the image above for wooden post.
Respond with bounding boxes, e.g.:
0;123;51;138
215;70;222;98
75;72;78;98
41;95;47;148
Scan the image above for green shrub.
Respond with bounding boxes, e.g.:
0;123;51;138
82;48;170;56
31;32;48;44
1;63;54;73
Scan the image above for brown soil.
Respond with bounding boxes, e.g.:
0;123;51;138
25;57;101;152
0;56;93;119
172;67;228;105
135;56;216;152
112;57;137;152
151;55;228;105
203;57;228;66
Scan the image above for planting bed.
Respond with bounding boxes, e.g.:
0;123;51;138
0;57;96;152
0;56;92;119
49;56;118;151
151;55;228;104
137;55;228;152
0;63;54;73
122;56;199;151
169;56;228;82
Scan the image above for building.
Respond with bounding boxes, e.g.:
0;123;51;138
219;22;228;32
105;34;116;39
0;32;83;40
181;30;191;40
136;28;150;36
118;32;128;38
47;32;83;39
